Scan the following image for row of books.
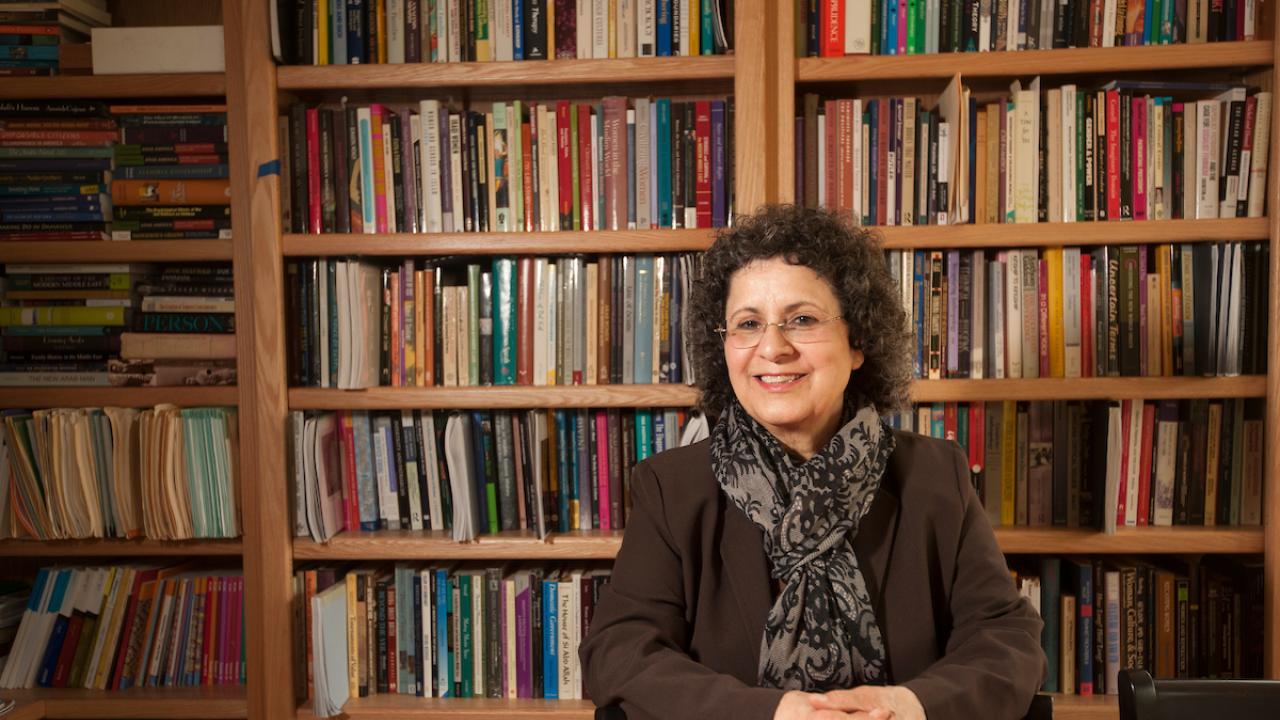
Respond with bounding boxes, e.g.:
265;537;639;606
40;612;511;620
0;564;245;690
1015;556;1263;695
301;563;611;717
0;99;232;243
286;254;700;388
889;398;1264;531
802;0;1259;56
277;0;733;66
800;81;1270;225
292;407;703;542
283;96;735;235
0;583;22;674
0;1;109;76
883;242;1269;380
0;405;241;541
0;262;237;387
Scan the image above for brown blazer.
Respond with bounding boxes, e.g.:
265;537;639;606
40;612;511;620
580;430;1046;720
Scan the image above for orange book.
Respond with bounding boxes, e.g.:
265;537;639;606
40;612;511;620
202;576;220;686
370;104;389;233
111;179;231;206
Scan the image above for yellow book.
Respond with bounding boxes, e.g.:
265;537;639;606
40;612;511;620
975;109;987;225
690;0;701;56
608;0;617;57
346;573;359;699
1156;245;1174;376
476;0;491;61
1000;400;1017;526
0;306;127;326
1045;247;1065;377
1147;274;1163;376
415;269;427;387
318;0;330;64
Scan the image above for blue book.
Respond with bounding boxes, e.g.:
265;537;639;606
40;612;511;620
1069;559;1094;694
929;403;944;438
879;0;891;55
565;411;580;529
1144;0;1155;44
633;255;654;383
655;0;672;56
555;410;571;532
347;0;365;63
1;211;106;223
115;164;230;180
913;250;926;377
0;44;58;60
656;100;672;226
512;0;524;59
0;183;107;197
652;410;667;454
435;568;451;697
169;581;196;686
1040;557;1062;692
636;409;653;462
575;408;592;529
468;412;492;534
352;411;380;530
358;111;376;230
0;157;113;172
701;0;714;53
0;197;105;212
332;0;348;64
886;0;898;55
36;568;72;685
492;258;517;384
542;579;559;699
412;572;425;696
710;100;726;227
397;567;414;694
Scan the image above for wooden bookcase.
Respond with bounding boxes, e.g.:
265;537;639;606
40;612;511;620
4;1;1277;719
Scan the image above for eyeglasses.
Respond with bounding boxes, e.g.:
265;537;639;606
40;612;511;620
714;314;845;349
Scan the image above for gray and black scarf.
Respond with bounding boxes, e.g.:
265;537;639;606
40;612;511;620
710;397;895;691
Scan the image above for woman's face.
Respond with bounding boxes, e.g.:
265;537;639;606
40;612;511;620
722;258;864;457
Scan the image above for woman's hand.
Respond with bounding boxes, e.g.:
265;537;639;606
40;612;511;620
809;685;926;720
773;689;875;720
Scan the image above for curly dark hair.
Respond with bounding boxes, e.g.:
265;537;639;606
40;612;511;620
687;204;912;417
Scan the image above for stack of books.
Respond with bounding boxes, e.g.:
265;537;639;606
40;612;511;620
0;0;111;75
117;264;237;387
0;405;241;541
109;104;231;240
0;101;114;242
0;564;245;691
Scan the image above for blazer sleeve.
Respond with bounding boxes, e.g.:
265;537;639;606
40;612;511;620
901;444;1047;720
579;461;785;720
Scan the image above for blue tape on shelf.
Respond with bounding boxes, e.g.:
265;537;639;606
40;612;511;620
258;160;281;177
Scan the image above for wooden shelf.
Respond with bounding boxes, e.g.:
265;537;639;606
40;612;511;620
282;229;715;256
4;686;246;719
295;526;1262;561
299;697;596;719
995;526;1264;554
0;538;243;557
797;41;1274;81
0;74;227;99
288;384;700;410
1052;694;1118;720
0;386;238;409
910;376;1266;402
278;56;734;90
295;529;622;561
873;218;1269;249
0;240;234;264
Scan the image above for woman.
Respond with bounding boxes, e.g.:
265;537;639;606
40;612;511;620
579;206;1045;720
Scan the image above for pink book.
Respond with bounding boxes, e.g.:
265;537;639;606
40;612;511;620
340;412;360;531
1038;259;1050;378
595;411;611;530
1115;400;1131;527
1081;254;1093;377
897;0;908;53
306;107;322;234
1132;97;1147;221
370;104;389;233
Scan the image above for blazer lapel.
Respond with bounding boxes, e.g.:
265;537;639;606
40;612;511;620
852;486;900;610
719;499;772;661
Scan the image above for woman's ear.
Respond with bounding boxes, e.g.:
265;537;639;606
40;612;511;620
850;348;866;372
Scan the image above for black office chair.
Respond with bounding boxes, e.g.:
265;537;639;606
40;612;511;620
1118;669;1280;720
596;693;1053;720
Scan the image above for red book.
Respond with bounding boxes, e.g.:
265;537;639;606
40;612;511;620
824;100;838;208
877;101;890;224
516;257;534;385
1131;97;1147;221
695;100;712;229
0;129;119;143
602;96;628;230
422;268;436;386
521;120;535;231
821;0;844;57
839;99;855;213
1136;402;1156;526
1081;253;1093;377
385;580;397;692
968;402;985;478
1116;400;1131;526
1038;259;1050;378
577;103;595;231
556;101;574;229
201;577;218;685
306;107;322;234
234;576;245;683
595;410;611;530
943;402;958;441
370;104;389;233
340;411;360;531
1105;90;1121;221
50;614;84;687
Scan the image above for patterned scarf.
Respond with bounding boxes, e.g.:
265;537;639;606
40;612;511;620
710;397;895;691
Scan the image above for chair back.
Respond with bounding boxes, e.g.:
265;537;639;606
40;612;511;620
597;693;1054;720
1118;669;1280;720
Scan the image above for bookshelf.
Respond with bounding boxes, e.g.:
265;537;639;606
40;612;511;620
3;686;247;719
0;240;235;264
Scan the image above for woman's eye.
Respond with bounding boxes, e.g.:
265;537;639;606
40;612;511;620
789;315;818;328
735;319;761;331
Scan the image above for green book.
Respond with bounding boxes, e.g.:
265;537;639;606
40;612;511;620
569;103;581;231
466;264;481;386
459;572;474;697
492;258;517;385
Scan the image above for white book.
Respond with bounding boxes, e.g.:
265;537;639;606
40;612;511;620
1123;400;1142;527
1005;251;1024;379
586;0;602;59
971;251;986;379
546;262;558;385
1247;92;1271;217
1102;404;1122;534
1062;85;1076;222
619;0;637;57
448;113;465;233
360;263;383;388
1062;247;1082;377
978;0;991;50
1046;88;1062;223
902;98;916;225
1102;0;1117;46
635;98;651;229
291;411;308;537
373;416;399;530
311;580;349;717
84;566;126;688
511;101;525;230
336;261;354;389
402;411;423;530
926;0;940;53
1011;81;1039;223
1008;0;1022;49
495;0;514;61
846;0;871;53
382;119;397;232
387;0;405;62
1020;253;1039;378
639;0;657;55
1195;99;1221;219
419;412;443;530
504;575;518;697
936;121;950;225
678;0;690;55
991;260;1006;379
1244;0;1257;37
436;0;451;61
541;106;560;231
420;100;444;232
533;259;548;385
558;574;576;699
1152;99;1166;219
1153;411;1178;526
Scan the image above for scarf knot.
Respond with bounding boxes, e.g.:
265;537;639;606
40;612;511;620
711;398;895;691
